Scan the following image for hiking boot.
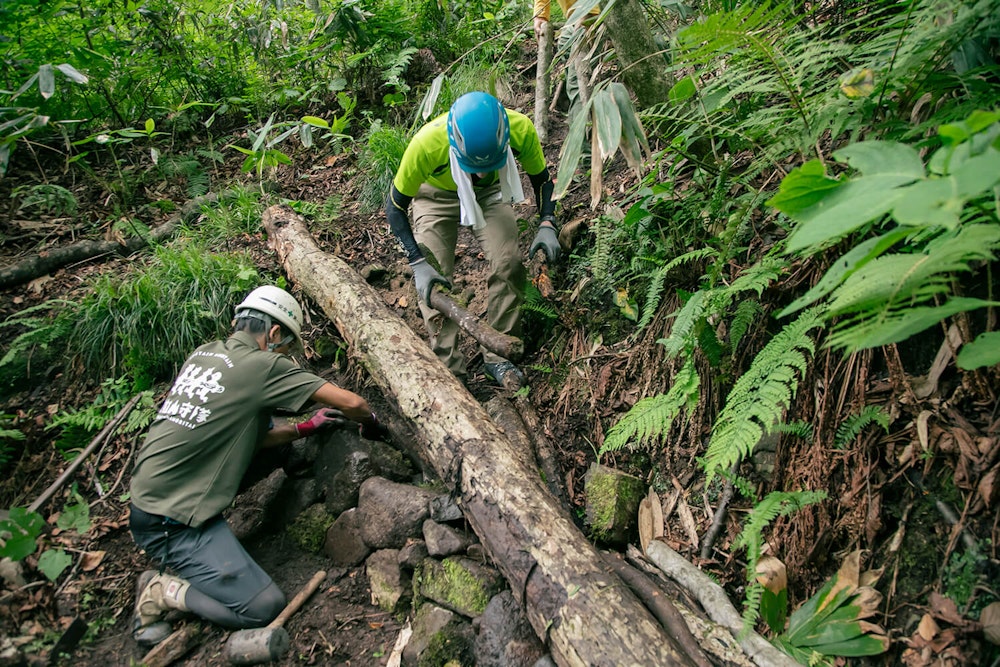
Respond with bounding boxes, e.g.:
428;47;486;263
132;570;190;647
484;361;525;390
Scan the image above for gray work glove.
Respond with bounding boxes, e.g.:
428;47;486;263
529;218;561;263
410;258;451;303
295;408;349;437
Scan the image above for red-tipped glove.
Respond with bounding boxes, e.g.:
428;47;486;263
295;408;349;437
360;412;391;442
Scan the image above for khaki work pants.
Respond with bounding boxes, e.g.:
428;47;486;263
411;183;526;378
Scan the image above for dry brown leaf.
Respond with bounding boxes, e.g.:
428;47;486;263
917;613;939;641
647;488;663;541
754;556;787;595
638;497;652;554
978;467;998;508
917;411;933;450
675;496;700;549
981;601;1000;645
80;550;105;572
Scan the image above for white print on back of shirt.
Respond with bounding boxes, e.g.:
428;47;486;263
155;363;225;425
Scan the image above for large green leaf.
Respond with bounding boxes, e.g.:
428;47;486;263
553;102;590;201
767;160;842;216
957;331;1000;370
591;88;621;163
833;141;925;179
785;173;915;252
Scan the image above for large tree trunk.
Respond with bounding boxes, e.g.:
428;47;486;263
603;0;673;109
262;205;696;666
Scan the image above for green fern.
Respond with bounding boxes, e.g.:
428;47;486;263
835;406;890;449
702;309;824;482
46;378;155;456
772;419;813;441
522;283;557;320
636;248;719;330
824;224;1000;351
734;489;828;632
591;215;615;287
659;256;785;359
0;300;75;367
601;358;700;454
730;299;762;350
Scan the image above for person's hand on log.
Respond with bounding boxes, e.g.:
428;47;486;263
534;16;549;41
359;412;391;442
410;258;451;303
529;216;561;263
295;408;349;438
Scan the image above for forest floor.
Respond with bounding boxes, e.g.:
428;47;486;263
1;68;999;667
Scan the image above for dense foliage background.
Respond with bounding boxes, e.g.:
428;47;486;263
2;0;999;664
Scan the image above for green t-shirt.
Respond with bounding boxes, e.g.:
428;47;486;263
130;331;327;527
392;109;547;197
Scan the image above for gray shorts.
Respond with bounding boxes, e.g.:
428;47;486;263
129;503;275;621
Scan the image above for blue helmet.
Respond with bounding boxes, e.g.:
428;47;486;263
447;92;510;173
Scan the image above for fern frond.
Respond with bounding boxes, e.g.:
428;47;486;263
735;489;827;632
826;224;1000;350
523;283;557;320
703;309;824;481
730;299;762;350
601;359;699;454
773;419;813;440
835;406;890;448
659;290;708;358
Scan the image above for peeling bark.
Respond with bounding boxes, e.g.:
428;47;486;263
262;204;696;667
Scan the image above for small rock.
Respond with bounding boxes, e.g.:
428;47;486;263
423;520;472;558
366;549;409;613
403;603;457;666
415;557;503;618
324;508;371;567
429;494;463;522
358;478;437;549
474;591;546;667
399;539;429;570
583;463;645;546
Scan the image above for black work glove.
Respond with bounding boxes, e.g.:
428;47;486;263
295;408;349;437
529;218;561;263
410;258;451;303
360;412;392;442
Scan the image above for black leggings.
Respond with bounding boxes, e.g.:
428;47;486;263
129;504;285;628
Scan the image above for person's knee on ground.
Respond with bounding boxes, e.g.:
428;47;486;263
182;580;286;630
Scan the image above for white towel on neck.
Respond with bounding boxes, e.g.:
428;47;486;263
449;146;525;230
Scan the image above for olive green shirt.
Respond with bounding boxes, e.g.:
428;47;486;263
130;332;326;527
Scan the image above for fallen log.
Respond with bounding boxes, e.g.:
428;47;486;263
429;290;523;362
262;204;696;666
0;191;232;290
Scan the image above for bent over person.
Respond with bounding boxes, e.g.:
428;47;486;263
128;285;389;646
386;91;561;387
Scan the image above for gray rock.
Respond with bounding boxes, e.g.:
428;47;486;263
366;548;409;613
402;603;457;666
398;539;429;570
422;519;472;558
324;450;374;516
474;591;546;667
429;494;463;522
323;508;371;567
358;477;436;549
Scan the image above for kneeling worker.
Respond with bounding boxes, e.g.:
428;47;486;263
128;285;389;646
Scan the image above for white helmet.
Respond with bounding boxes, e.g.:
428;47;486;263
235;286;303;346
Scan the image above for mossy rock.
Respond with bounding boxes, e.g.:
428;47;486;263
414;557;502;618
583;462;645;546
286;504;335;553
416;620;474;667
